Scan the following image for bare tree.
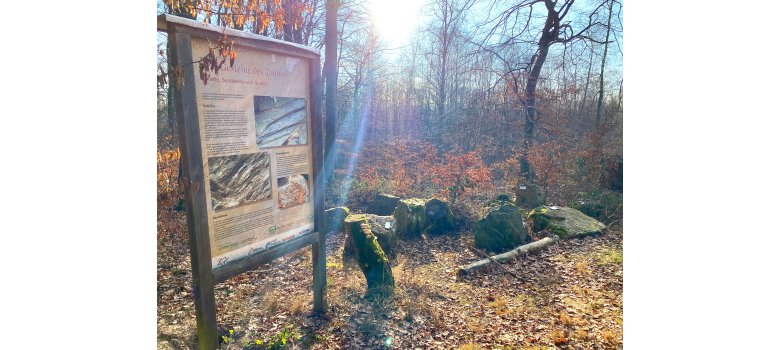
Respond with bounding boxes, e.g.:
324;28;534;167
420;0;477;142
482;0;609;180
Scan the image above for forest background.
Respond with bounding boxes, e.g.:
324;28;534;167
1;1;779;349
155;0;624;219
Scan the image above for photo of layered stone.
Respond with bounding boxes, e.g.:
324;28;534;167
254;96;308;148
277;174;310;209
208;152;272;211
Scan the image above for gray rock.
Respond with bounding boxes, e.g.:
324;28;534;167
424;198;456;235
366;194;401;216
343;214;394;293
474;202;529;253
393;198;427;239
527;206;606;239
254;96;308;148
514;183;544;209
208;152;271;211
325;207;350;234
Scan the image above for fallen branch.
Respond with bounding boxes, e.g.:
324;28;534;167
458;236;560;277
465;245;523;280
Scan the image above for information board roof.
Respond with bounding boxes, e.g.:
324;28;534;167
157;14;320;57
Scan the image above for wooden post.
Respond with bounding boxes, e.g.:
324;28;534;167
324;0;338;187
310;57;327;313
169;24;219;350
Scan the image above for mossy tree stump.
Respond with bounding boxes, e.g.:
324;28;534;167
344;214;395;294
343;214;397;258
393;198;427;239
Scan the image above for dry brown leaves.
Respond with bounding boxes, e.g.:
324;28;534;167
158;210;623;350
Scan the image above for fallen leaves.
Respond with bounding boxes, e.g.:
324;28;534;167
158;211;623;349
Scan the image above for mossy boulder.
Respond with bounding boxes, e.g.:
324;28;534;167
527;206;606;239
424;198;456;235
473;202;529;253
344;214;395;293
495;193;512;202
366;194;401;216
515;183;544;209
484;194;514;209
393;198;427;239
343;214;397;258
325;207;350;234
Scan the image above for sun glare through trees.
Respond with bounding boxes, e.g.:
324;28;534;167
157;0;623;349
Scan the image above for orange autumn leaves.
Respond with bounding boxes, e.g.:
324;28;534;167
197;34;237;85
157;148;181;208
165;1;315;85
164;0;313;33
351;140;493;203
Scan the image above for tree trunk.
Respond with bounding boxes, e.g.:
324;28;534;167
594;0;614;187
324;0;338;190
581;44;595;131
519;1;557;181
596;0;614;125
457;237;559;276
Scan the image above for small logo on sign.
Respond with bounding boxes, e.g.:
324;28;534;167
269;226;278;234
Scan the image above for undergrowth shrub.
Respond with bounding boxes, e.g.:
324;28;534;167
338;139;496;211
570;189;623;224
157;135;181;210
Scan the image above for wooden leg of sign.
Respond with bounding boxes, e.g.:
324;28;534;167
169;25;220;350
312;230;327;312
190;252;218;350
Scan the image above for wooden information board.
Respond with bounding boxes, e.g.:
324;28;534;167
158;14;326;350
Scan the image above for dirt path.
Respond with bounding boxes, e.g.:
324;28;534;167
158;210;622;350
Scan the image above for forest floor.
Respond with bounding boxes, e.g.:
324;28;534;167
157;209;623;350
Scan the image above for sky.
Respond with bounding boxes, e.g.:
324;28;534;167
365;0;623;83
366;0;427;50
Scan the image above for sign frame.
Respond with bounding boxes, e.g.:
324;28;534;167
158;14;327;350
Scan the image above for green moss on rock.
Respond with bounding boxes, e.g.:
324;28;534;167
527;206;606;239
393;198;427;239
364;214;397;257
473;202;529;253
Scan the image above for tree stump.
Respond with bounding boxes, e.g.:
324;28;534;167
343;214;397;258
345;214;394;294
